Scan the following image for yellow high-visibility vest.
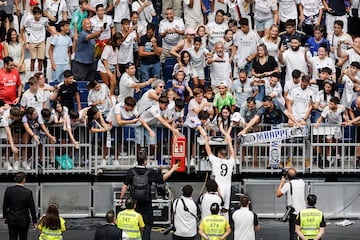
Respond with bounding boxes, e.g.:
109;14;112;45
200;214;228;240
299;208;323;240
116;209;144;240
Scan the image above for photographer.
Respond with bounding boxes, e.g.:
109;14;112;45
171;185;198;240
295;194;326;240
120;150;179;240
276;168;306;240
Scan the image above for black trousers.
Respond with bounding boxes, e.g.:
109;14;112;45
173;234;196;240
8;224;29;240
289;213;298;240
136;201;153;240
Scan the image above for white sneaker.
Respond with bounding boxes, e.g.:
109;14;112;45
113;160;120;166
190;158;196;167
4;162;13;170
101;159;107;166
22;161;31;170
13;161;19;170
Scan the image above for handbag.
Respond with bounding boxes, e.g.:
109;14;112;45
49;1;61;25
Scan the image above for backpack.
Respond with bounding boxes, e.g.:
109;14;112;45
130;168;152;202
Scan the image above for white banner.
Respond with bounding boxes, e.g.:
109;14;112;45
239;126;308;145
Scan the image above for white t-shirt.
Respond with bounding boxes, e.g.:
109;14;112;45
254;0;277;21
280;179;306;214
207;21;228;51
20;90;45;114
340;75;357;109
188;47;209;71
87;83;111;114
89;0;108;9
90;14;114;40
287;86;315;119
97;45;119;72
0;109;14;127
300;0;323;18
321;105;346;124
233;30;259;68
208;52;231;87
107;102;139;126
24;16;48;43
345;49;360;69
132;0;155;26
184;98;208;128
284;81;300;94
282;47;310;82
44;0;67;24
140;103;161;125
118;31;136;64
265;80;285;106
326;32;353;60
232;207;258;240
278;0;300;22
200;192;223;220
173;197;198;238
159;17;185;49
118;72;138;103
315;90;339;111
209;154;235;209
113;0;130;23
259;37;280;62
309;56;335;80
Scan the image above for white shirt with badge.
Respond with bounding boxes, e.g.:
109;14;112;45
24;16;48;43
287;86;315;119
207;21;228;51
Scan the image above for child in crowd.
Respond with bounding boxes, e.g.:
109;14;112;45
172;50;199;87
196;25;208;50
52;100;79;149
188;37;210;89
172;70;193;100
315;97;348;165
57;70;81;111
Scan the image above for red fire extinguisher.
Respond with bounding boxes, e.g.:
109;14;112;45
171;136;186;172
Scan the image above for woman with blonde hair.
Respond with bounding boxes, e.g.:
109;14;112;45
259;24;281;62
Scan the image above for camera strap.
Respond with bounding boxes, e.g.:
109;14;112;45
174;197;199;221
289;182;293;206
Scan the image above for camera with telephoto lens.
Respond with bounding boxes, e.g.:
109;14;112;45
163;224;176;235
281;205;295;222
282;169;288;177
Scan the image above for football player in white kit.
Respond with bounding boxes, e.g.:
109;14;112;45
204;133;235;218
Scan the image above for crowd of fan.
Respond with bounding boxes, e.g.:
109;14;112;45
1;0;360;170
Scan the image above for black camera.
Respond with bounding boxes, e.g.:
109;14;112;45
281;205;295;222
163;224;176;235
282;169;288;177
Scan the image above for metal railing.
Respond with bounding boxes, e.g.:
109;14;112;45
0;123;359;174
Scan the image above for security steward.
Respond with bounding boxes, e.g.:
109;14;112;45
116;198;144;240
198;203;231;240
295;194;326;240
119;149;179;240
